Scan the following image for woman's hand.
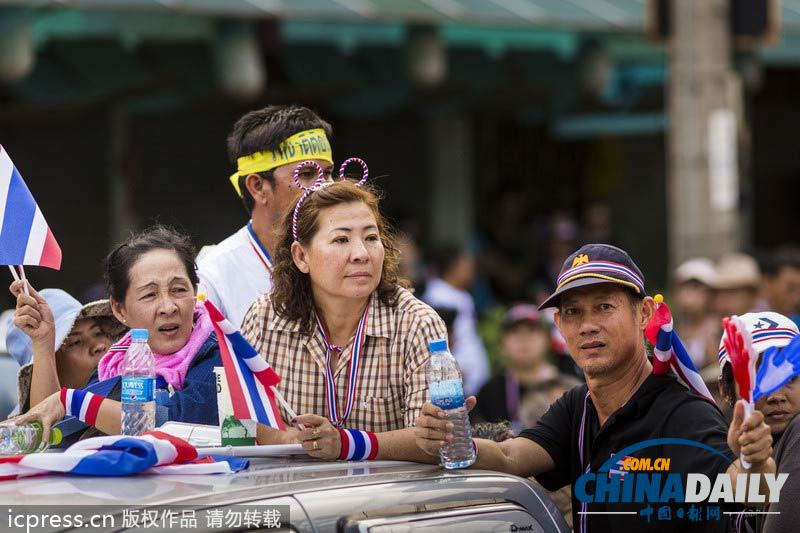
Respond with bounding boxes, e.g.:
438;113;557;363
294;414;341;460
256;424;301;445
728;400;774;469
10;281;56;347
10;391;65;444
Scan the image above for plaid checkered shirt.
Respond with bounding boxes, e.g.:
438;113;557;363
241;287;447;433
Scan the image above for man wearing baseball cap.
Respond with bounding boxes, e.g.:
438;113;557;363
415;244;776;532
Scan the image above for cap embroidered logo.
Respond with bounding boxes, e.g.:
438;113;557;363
572;254;589;268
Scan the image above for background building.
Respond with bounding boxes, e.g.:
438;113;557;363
0;1;798;308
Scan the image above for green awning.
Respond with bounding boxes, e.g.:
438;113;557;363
0;0;674;31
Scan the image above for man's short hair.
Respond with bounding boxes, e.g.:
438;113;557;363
429;242;468;278
761;246;800;277
227;105;333;214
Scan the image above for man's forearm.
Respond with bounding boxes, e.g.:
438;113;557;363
472;438;522;475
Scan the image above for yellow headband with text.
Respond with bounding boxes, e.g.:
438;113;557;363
229;128;333;197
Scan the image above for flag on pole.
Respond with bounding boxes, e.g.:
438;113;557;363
722;315;757;404
0;146;61;270
721;315;759;468
644;295;715;404
0;431;248;481
754;334;800;402
201;296;286;430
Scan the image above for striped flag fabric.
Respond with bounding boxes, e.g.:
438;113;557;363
201;296;286;430
608;455;633;479
0;146;62;270
0;431;248;481
644;296;716;404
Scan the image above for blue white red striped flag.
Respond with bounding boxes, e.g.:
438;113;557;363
645;297;716;404
0;431;247;481
201;296;286;430
0;146;61;270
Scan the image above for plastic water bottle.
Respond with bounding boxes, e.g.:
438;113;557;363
0;421;62;455
121;329;156;436
426;338;476;469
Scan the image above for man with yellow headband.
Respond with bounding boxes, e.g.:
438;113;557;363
197;105;334;326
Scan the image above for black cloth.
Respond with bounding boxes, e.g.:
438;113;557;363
763;414;800;533
520;374;735;533
474;374;529;423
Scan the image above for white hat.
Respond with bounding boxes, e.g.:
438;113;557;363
675;257;718;287
718;311;799;368
714;253;761;290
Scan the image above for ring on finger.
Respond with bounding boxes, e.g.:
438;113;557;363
312;427;321;438
312;440;319;451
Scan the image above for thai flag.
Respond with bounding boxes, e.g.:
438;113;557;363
0;431;247;481
645;297;716;404
202;297;286;430
0;146;61;269
608;455;632;479
754;334;800;402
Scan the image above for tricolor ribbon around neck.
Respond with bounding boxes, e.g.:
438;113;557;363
578;390;591;533
315;302;370;427
246;221;273;275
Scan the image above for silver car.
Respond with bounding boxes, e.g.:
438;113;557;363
0;456;569;532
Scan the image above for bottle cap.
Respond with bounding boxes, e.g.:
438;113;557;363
428;338;448;352
131;329;149;342
50;427;62;446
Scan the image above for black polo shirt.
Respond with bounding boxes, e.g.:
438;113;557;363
520;374;735;533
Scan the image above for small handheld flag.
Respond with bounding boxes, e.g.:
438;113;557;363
754;334;800;402
644;295;715;404
200;294;287;430
722;315;757;468
0;146;61;270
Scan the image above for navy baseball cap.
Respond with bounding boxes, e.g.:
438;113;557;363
538;244;647;310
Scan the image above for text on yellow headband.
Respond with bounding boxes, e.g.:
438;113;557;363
228;128;334;197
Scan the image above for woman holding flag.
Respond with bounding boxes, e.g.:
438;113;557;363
242;160;448;462
8;225;222;440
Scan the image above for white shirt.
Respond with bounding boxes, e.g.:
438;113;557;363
197;223;273;328
422;277;490;396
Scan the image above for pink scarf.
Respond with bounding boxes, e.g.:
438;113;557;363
97;303;214;390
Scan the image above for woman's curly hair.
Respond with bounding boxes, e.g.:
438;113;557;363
271;180;407;333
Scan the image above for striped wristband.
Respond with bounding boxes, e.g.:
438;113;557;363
337;428;379;461
60;387;105;426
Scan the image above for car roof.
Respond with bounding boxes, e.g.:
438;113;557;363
0;458;569;532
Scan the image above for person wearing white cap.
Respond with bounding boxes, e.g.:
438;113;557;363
718;311;799;430
717;311;800;533
674;258;720;369
5;283;126;414
713;253;761;318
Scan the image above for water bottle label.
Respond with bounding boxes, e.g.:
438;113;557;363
429;379;465;409
122;377;155;403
